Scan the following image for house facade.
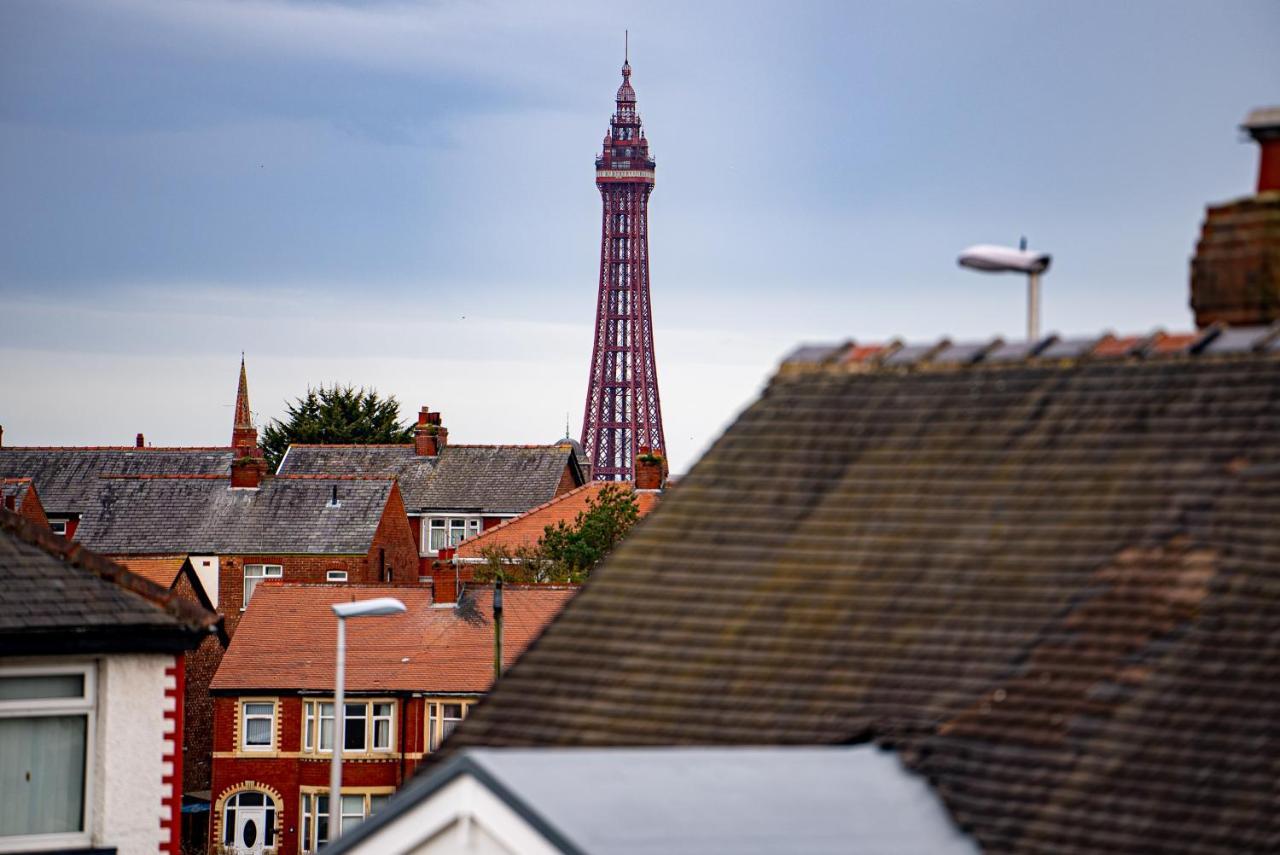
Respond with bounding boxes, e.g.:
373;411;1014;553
206;583;575;855
0;508;220;855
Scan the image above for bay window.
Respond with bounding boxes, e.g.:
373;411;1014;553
300;790;390;853
0;664;94;849
302;699;394;755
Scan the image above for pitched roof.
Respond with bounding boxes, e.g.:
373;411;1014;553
279;444;580;514
1;477;47;527
326;746;977;855
0;507;220;654
450;326;1280;854
210;583;576;692
455;482;660;559
0;447;234;514
115;556;189;588
75;475;397;555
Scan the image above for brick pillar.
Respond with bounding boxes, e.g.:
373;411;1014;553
635;447;666;490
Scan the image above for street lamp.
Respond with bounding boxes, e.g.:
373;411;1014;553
330;597;406;840
958;239;1052;341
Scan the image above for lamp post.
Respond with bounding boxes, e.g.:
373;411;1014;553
958;241;1052;341
330;597;406;841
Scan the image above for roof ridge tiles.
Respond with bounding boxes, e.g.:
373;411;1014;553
274;474;398;481
286;443;413;449
795;325;1280;373
99;473;227;480
0;445;232;451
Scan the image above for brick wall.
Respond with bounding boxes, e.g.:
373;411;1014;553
555;462;580;496
373;484;419;584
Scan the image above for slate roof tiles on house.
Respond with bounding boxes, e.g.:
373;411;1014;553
279;444;579;514
74;475;398;555
455;482;661;559
0;507;220;654
450;325;1280;854
0;447;234;514
211;583;576;693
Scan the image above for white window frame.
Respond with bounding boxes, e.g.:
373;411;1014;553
240;700;276;752
422;515;483;555
299;789;392;853
47;520;68;537
242;563;282;610
0;662;96;852
301;699;394;756
325;570;348;583
425;698;475;753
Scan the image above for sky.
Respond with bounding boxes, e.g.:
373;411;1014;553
1;0;1278;474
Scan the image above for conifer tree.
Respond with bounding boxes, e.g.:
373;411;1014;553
261;385;412;471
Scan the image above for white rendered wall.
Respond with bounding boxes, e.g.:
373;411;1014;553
93;653;175;855
190;555;220;609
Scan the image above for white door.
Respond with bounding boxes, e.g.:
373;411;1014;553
233;805;267;854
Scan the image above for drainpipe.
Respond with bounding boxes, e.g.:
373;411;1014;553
493;578;504;683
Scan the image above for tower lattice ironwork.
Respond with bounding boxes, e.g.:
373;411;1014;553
580;52;666;481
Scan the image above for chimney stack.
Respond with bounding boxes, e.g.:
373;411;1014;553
231;456;267;489
1189;107;1280;328
136;433;145;448
634;447;666;491
414;407;446;456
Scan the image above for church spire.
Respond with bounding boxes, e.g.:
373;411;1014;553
231;355;258;455
234;354;251;430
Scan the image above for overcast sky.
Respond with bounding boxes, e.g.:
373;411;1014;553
2;0;1278;473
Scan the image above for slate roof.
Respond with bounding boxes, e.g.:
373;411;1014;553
450;324;1280;854
279;444;580;514
0;447;234;515
210;583;576;692
0;507;220;654
75;475;397;555
327;746;977;855
455;482;661;559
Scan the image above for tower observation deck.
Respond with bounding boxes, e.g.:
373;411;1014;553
579;53;666;481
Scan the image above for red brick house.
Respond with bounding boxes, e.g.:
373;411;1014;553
277;409;586;576
207;583;575;855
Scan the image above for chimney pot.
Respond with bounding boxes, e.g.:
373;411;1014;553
136;433;145;448
418;406;430;426
1243;106;1280;194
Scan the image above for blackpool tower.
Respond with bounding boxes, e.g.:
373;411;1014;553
579;50;666;481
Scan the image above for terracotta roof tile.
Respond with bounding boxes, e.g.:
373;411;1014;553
115;556;188;588
210;583;576;693
455;483;660;559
